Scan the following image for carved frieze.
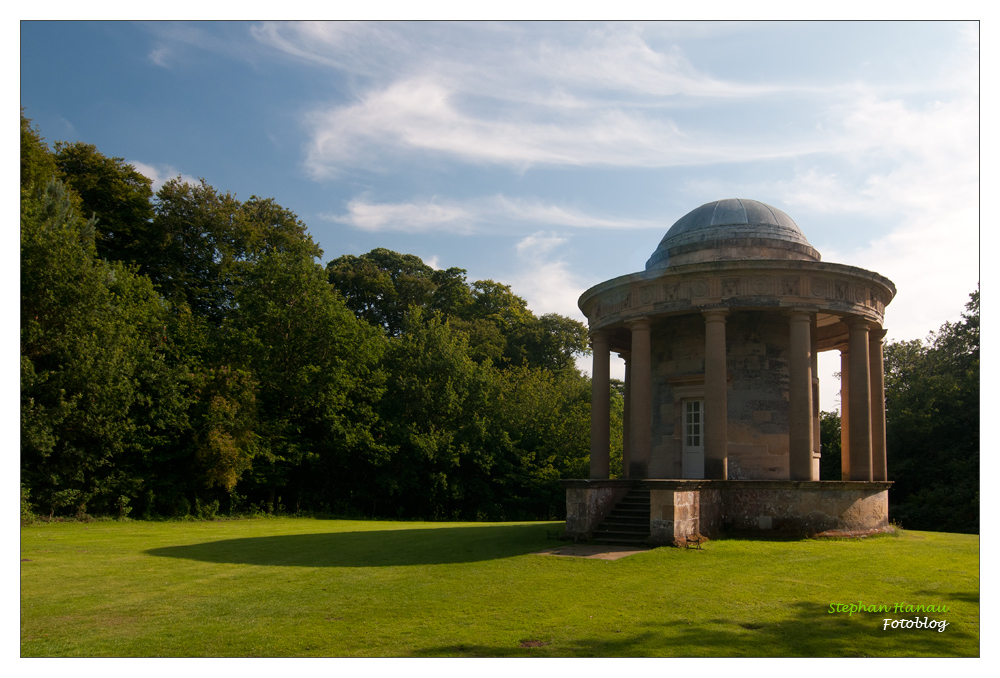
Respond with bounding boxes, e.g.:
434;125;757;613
598;289;631;318
639;284;657;305
582;264;892;330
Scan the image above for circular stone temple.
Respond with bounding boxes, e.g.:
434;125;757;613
563;198;897;545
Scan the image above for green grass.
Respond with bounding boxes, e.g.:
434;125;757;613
21;518;979;657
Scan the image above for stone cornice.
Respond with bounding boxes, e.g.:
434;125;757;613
579;259;896;332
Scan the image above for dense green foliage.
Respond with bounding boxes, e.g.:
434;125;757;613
20;113;602;521
818;410;842;481
883;289;979;533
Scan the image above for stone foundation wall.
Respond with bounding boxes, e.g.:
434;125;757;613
720;482;889;534
699;488;724;535
649;489;701;545
562;480;891;546
563;481;632;539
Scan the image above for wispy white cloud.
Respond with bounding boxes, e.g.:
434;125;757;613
515;231;567;258
301;75;829;176
530;25;778;99
320;196;476;234
148;46;171;68
511;231;587;320
130;161;200;192
251;22;823;175
321;194;660;234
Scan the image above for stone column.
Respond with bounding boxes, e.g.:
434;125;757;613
618;351;631;479
847;318;873;481
589;330;610;479
811;317;821;473
703;310;728;479
840;346;850;481
627;318;652;479
788;310;815;480
869;328;888;482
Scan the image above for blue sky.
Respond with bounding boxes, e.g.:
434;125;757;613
20;20;980;410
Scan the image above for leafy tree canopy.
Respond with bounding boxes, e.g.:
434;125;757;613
884;288;979;533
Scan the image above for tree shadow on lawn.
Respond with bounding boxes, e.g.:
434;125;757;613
408;599;979;658
146;522;562;567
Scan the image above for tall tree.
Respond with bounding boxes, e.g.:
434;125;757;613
53;141;155;264
21;178;179;515
884;289;979;533
326;248;436;336
225;250;385;511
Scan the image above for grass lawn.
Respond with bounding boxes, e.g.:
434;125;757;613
20;518;979;657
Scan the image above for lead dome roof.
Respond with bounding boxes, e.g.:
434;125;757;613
645;198;821;270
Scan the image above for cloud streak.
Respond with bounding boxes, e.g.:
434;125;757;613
130;161;200;192
321;194;660;234
300;75;833;176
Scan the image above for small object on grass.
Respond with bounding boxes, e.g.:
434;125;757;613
685;535;703;550
520;640;547;648
546;530;561;540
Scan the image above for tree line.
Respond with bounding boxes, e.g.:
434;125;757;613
21;113;620;521
21;112;976;533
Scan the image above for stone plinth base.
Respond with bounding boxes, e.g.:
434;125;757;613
560;479;892;546
563;480;632;540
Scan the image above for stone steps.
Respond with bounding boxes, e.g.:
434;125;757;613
591;487;651;545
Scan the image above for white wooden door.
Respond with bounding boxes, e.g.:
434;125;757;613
682;399;705;479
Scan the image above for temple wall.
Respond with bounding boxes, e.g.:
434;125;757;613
647;311;798;480
725;311;792;480
650;315;705;478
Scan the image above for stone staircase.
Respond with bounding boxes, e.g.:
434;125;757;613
591;487;651;545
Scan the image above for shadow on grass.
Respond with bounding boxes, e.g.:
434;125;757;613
146;522;561;567
912;590;980;605
409;599;979;658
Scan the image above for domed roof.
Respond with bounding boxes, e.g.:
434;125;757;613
645;198;820;270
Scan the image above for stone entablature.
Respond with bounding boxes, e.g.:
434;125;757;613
581;260;896;334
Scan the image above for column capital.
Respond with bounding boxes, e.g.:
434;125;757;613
702;309;729;321
589;330;610;350
787;308;815;320
617;350;631;362
625;316;651;330
869;326;888;341
846;315;873;330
